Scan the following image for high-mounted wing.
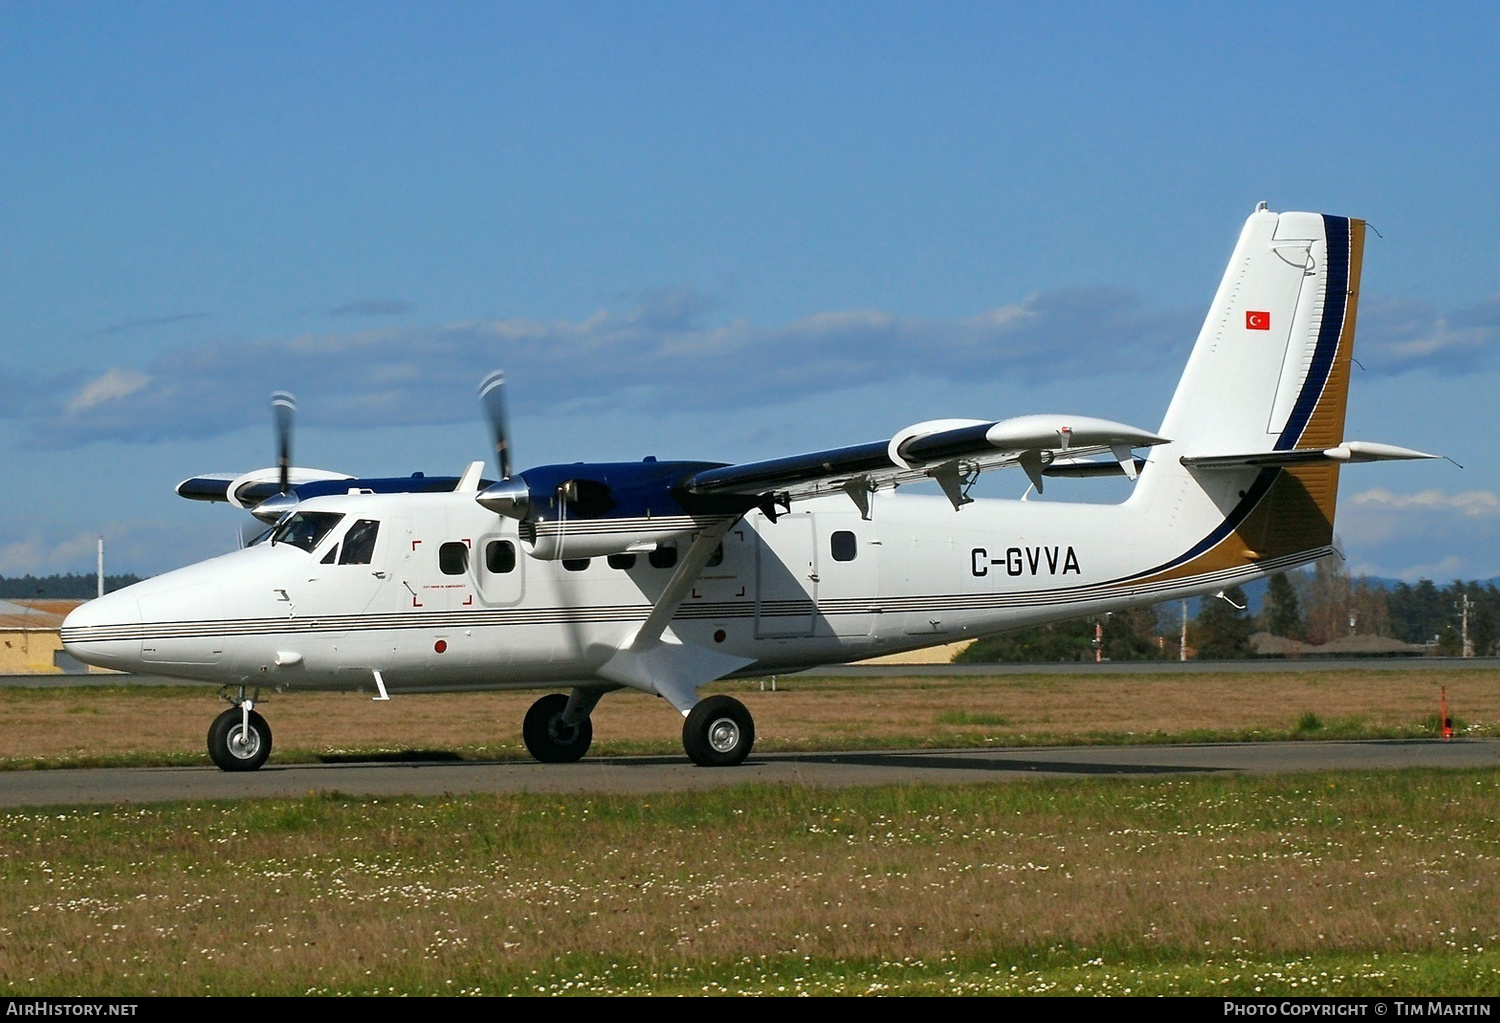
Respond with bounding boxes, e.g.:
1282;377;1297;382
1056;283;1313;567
682;413;1169;516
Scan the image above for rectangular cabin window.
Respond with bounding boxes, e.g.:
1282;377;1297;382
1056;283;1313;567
706;543;724;567
648;544;677;569
439;541;469;575
830;530;857;562
607;553;636;570
339;519;380;565
486;540;516;573
562;558;591;572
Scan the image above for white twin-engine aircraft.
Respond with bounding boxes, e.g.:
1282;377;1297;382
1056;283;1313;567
62;206;1435;771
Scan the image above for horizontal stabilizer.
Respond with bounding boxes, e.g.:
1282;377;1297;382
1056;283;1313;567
1181;441;1437;470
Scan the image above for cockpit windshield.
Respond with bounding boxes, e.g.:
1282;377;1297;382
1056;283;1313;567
270;511;345;553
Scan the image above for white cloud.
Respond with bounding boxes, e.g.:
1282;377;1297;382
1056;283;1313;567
65;368;151;414
0;518;233;578
1358;295;1499;375
1350;488;1500;516
21;286;1199;449
1386;555;1471;585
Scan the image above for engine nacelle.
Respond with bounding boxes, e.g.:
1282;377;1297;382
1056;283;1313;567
476;458;751;560
523;514;728;561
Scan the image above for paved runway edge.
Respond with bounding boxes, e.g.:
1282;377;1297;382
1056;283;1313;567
2;738;1496;808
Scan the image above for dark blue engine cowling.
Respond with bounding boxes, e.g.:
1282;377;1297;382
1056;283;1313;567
511;459;745;519
478;458;758;560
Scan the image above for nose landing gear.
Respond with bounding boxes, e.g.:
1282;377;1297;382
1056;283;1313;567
208;688;272;772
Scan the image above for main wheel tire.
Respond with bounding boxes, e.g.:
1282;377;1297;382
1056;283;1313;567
683;695;754;767
207;708;273;772
522;693;593;763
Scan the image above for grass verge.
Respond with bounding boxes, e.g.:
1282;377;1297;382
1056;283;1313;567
2;667;1496;770
2;769;1497;995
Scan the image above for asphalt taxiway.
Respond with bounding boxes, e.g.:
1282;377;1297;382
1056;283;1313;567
2;738;1494;808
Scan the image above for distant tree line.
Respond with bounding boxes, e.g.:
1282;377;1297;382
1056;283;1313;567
0;574;144;599
956;547;1498;662
1255;555;1497;655
956;605;1171;663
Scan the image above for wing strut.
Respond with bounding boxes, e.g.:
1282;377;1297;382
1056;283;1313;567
596;516;754;712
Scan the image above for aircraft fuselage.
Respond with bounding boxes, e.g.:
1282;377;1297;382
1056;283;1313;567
62;486;1212;694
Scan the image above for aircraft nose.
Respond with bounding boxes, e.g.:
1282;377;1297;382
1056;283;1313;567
61;589;142;671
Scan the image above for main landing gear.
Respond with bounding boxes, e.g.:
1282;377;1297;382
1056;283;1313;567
682;695;755;767
521;692;594;763
519;690;756;767
208;688;272;772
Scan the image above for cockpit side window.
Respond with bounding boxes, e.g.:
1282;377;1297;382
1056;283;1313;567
339;519;380;565
270;512;345;553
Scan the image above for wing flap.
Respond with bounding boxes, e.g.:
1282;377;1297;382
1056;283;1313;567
684;414;1168;509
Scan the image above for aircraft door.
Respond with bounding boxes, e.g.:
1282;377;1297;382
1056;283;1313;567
474;534;525;606
815;522;876;639
754;511;818;638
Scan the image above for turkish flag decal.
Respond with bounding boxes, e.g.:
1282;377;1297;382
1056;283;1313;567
1246;310;1271;330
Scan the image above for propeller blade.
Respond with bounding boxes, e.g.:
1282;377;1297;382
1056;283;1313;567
271;391;296;495
479;370;512;480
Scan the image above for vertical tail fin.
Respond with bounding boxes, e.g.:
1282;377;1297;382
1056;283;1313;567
1129;207;1365;583
1157;207;1363;454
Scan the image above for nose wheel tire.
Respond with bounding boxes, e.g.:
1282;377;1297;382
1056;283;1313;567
683;695;754;767
208;708;273;772
522;693;593;763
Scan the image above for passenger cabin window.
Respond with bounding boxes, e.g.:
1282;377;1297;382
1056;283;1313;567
486;540;516;574
562;558;591;572
706;543;724;567
649;545;677;569
439;541;469;575
830;530;857;562
271;512;345;553
607;553;636;570
339;519;380;565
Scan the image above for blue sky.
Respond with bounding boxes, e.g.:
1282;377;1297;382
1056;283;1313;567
1;2;1495;582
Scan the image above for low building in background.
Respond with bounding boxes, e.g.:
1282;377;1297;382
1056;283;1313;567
0;599;94;674
857;640;974;665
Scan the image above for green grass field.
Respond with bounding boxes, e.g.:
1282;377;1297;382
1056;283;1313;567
3;770;1498;996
